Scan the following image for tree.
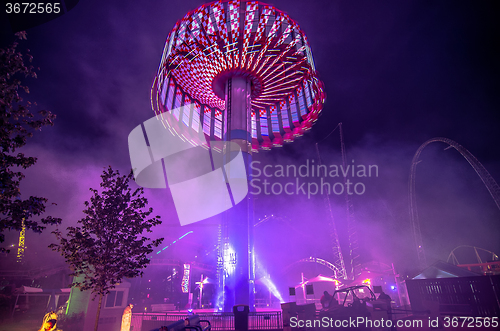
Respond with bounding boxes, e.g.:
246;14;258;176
50;166;163;331
0;31;61;252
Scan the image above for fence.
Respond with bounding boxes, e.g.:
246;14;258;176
405;275;500;316
131;311;283;331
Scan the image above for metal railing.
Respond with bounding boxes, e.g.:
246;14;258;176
131;311;282;331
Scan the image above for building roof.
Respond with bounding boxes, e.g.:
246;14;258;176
412;260;480;279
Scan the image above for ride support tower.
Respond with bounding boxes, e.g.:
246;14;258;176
151;0;325;310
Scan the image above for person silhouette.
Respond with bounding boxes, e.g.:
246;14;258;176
320;291;332;309
120;303;134;331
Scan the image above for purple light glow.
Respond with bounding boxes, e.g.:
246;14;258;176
1;0;498;317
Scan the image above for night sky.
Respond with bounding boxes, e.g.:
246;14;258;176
1;0;499;286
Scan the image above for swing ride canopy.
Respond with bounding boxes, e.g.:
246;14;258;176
151;0;326;151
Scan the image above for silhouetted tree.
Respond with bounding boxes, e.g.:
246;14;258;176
50;166;163;331
0;31;61;252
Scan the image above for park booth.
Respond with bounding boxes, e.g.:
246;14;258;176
293;275;341;308
406;261;499;317
66;276;131;331
11;286;71;318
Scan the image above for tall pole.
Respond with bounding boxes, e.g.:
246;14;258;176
17;218;25;263
392;263;402;307
222;76;253;311
339;123;359;279
315;143;347;280
198;274;204;309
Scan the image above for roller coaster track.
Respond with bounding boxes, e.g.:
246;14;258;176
409;137;500;269
447;245;499;265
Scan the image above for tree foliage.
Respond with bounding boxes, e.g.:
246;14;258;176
50;166;164;297
0;31;61;252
